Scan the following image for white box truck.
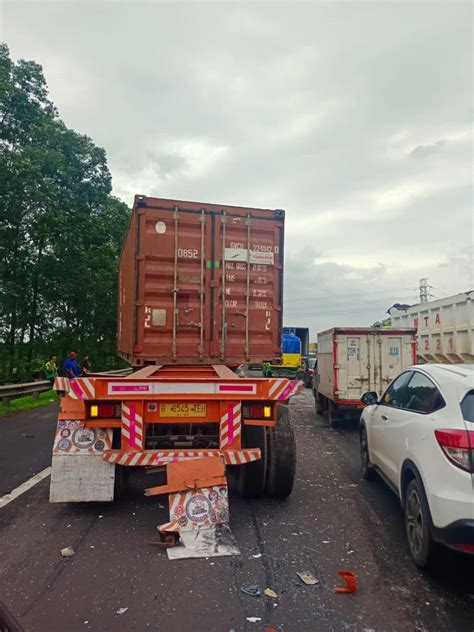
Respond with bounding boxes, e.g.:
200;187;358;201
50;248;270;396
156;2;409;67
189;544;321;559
389;291;474;364
314;327;416;427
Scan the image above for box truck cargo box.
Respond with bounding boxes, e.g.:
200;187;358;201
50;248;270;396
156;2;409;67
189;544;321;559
118;196;285;367
315;327;416;426
389;291;474;364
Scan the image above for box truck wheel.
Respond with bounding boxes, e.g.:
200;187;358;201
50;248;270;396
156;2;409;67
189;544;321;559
265;404;296;499
314;390;325;415
237;425;267;498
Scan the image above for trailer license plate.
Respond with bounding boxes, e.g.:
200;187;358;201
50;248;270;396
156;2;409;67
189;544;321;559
159;403;206;418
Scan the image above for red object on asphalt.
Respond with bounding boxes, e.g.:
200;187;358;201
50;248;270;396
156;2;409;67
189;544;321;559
335;570;357;594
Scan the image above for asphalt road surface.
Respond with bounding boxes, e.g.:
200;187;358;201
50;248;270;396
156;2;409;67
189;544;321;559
1;390;473;632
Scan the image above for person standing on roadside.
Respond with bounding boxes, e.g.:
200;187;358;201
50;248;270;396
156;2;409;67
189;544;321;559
81;354;91;376
63;352;80;379
45;355;58;384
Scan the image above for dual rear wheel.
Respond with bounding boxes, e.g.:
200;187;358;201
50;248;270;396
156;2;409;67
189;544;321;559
237;404;296;499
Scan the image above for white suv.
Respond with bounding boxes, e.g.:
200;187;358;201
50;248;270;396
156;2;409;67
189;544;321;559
359;364;474;568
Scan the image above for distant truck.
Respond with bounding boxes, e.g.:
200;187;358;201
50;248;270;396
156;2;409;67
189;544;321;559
284;327;310;357
313;327;416;427
389;291;474;364
263;327;310;378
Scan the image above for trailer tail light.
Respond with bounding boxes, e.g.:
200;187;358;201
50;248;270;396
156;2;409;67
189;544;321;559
242;403;272;419
435;429;474;473
89;403;120;419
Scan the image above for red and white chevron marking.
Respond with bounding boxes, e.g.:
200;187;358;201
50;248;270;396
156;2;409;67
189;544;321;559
219;402;241;448
121;403;144;450
268;378;304;401
67;378;95;400
102;448;261;467
54;377;69;392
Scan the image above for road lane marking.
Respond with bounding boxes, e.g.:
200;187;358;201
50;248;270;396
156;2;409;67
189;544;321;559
0;467;51;509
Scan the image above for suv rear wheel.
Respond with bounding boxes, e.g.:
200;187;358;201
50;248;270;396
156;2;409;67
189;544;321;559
360;426;375;480
404;478;436;568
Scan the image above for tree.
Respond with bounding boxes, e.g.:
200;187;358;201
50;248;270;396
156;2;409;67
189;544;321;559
0;43;130;382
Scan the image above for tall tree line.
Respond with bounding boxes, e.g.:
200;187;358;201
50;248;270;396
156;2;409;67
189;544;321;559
0;43;130;382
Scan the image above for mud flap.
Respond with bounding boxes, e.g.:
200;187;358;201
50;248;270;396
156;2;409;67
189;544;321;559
152;458;240;559
167;524;240;560
49;420;115;502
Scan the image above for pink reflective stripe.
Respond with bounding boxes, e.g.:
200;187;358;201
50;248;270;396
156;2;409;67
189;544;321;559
129;405;136;448
278;381;295;401
227;404;234;446
70;380;84;399
111;385;150;392
218;384;255;393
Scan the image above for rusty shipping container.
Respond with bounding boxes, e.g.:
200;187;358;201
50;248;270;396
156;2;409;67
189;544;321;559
118;195;285;367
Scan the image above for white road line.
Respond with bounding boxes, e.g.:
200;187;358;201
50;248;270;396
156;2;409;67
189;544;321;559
0;467;51;509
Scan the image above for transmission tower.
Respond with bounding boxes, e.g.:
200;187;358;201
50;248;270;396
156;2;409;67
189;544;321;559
419;278;431;303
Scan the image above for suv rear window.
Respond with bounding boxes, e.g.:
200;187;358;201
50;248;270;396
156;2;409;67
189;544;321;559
381;371;412;408
402;372;445;414
461;391;474;422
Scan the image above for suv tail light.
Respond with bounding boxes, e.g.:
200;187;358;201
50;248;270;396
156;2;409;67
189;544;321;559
435;429;474;473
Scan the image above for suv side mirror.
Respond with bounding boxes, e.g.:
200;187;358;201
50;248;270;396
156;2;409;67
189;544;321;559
361;391;378;406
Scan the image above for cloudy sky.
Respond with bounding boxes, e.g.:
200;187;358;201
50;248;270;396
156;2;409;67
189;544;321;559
2;0;472;337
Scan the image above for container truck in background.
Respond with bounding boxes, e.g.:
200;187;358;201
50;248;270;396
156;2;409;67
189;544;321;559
262;326;310;378
284;327;310;358
51;195;303;559
314;327;416;427
389;291;474;364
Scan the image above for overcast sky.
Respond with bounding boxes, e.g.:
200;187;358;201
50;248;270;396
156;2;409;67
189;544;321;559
2;1;472;338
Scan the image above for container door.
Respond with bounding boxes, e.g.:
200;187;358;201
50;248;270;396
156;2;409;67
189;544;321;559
377;334;404;395
345;335;369;400
139;207;212;363
214;211;283;365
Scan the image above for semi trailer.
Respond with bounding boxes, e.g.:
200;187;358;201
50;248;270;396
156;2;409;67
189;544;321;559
51;195;303;558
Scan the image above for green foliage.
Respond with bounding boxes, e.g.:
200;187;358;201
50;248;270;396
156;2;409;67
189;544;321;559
0;389;57;416
0;43;130;382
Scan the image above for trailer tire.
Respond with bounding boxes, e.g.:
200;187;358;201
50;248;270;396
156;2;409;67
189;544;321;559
328;401;339;429
265;404;296;499
114;465;130;499
237;425;267;498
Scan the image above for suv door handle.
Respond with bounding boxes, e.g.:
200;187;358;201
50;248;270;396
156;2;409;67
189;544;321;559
381;414;389;421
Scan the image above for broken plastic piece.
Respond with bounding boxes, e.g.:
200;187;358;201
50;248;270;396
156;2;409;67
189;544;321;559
335;570;357;594
264;588;277;598
116;607;128;615
241;585;261;597
60;546;75;557
296;571;318;585
246;617;262;624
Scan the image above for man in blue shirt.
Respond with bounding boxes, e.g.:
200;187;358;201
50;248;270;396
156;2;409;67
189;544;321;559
63;352;81;379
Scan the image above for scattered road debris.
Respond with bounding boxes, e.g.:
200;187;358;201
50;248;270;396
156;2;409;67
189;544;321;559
297;571;319;585
252;553;262;559
246;617;262;624
264;588;278;598
241;585;261;597
116;607;128;615
60;546;75;557
335;570;357;594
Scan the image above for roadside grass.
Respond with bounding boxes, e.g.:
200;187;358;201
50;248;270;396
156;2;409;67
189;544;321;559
0;389;57;416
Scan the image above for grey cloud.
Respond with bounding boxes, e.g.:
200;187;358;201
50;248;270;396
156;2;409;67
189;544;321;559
2;0;472;334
